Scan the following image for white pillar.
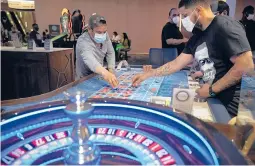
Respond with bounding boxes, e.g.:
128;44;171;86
226;0;237;18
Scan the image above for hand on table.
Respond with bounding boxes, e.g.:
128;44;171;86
103;70;119;88
191;71;203;80
195;83;210;98
132;72;151;87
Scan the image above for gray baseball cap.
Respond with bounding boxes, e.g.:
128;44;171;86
88;14;107;29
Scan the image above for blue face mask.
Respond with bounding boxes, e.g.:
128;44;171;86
94;33;107;43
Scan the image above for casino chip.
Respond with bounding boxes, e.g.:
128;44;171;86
150;88;157;93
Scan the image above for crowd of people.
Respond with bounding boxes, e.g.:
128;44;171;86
1;20;50;47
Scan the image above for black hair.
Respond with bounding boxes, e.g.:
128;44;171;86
217;1;230;16
113;31;118;36
179;0;209;9
169;8;177;16
72;9;81;16
122;32;130;47
123;33;129;40
32;23;38;27
243;5;254;15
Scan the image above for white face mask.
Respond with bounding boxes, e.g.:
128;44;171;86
94;32;107;43
182;10;199;32
173;16;180;25
247;14;254;20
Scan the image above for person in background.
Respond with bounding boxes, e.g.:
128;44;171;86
111;31;121;61
214;0;230;16
10;25;21;41
72;9;83;36
76;14;118;88
42;31;47;41
240;5;255;56
161;8;188;55
191;0;230;80
45;29;51;39
112;31;121;43
1;22;8;45
29;23;42;47
117;32;130;60
133;0;254;117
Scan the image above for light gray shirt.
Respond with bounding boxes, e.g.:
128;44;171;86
76;32;115;79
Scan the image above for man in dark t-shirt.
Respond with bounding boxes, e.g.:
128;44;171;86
133;0;254;116
29;24;42;47
161;8;188;55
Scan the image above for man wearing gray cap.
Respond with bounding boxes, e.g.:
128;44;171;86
76;14;118;87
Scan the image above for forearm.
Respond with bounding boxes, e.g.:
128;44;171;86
212;52;254;93
150;61;179;77
150;53;193;77
212;66;243;93
95;65;108;76
166;38;184;45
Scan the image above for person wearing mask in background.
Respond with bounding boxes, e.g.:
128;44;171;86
133;0;254;117
76;14;118;88
191;0;230;80
161;8;189;55
29;23;42;47
240;6;255;57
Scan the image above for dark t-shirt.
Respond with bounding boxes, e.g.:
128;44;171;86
161;22;185;55
183;16;251;116
240;20;255;51
29;30;42;47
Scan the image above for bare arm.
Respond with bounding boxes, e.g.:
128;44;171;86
132;53;193;86
151;53;194;77
212;51;254;93
166;38;185;45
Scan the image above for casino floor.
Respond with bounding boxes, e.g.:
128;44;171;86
1;57;255;165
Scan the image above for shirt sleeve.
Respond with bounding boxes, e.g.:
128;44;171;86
77;41;101;73
106;33;115;69
217;20;251;58
163;25;175;40
182;35;196;55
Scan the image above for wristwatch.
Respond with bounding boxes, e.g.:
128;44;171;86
209;86;216;97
